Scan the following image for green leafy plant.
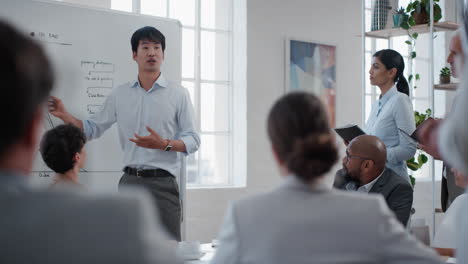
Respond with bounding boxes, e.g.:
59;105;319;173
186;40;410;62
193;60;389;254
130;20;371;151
393;7;409;28
414;108;432;126
394;7;406;15
440;66;451;76
407;108;432;186
405;0;442;24
404;32;420;90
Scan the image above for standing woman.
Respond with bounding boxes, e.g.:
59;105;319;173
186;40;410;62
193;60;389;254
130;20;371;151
366;49;416;181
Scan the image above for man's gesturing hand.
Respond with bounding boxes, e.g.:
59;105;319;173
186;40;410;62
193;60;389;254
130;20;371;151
129;126;168;150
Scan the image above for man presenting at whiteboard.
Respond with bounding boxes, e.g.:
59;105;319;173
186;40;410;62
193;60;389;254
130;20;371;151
49;26;200;241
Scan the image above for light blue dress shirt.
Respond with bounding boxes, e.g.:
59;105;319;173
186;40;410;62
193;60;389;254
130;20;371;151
83;74;200;176
365;85;416;181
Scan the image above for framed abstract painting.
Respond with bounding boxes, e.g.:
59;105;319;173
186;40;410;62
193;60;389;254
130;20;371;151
285;38;336;127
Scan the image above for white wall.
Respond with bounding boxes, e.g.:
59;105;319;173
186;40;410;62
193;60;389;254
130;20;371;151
64;0;111;9
412;180;443;241
186;0;363;242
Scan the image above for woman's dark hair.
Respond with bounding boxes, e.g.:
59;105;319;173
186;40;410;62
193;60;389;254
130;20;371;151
373;49;409;96
267;92;338;182
131;26;166;53
40;124;86;174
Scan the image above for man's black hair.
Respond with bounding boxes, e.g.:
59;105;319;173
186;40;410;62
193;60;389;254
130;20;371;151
40;124;86;174
131;26;166;53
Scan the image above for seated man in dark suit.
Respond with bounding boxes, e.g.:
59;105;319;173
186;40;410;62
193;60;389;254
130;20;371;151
334;135;413;226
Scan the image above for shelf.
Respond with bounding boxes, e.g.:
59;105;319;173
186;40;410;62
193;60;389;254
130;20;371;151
365;21;459;39
434;83;458;91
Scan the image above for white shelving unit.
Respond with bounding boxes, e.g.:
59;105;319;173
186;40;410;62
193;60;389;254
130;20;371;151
362;0;459;238
365;21;458;38
434;82;459;90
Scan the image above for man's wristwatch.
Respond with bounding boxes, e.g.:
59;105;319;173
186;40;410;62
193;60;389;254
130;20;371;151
163;140;173;151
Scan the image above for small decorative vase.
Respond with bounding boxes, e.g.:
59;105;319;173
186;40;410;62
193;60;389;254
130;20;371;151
440;75;451;84
393;14;403;27
402;14;410;24
413;11;429;24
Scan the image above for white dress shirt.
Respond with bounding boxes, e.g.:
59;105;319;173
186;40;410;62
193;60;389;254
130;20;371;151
365;85;416;181
345;170;384;193
83;74;200;176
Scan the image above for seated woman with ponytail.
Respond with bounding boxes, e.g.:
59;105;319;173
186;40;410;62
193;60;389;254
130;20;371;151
210;92;442;264
366;49;416;182
40;124;87;187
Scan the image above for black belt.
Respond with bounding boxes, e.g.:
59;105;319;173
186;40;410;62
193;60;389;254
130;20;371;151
123;167;173;178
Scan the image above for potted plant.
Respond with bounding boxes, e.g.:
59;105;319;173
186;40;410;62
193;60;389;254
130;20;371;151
407;109;432;187
440;67;451;84
405;0;442;25
393;7;407;28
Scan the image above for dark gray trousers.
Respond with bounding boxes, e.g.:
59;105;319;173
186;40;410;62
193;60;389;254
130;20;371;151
119;172;181;241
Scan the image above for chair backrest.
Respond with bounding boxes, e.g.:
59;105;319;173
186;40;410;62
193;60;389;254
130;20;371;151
409;216;431;246
411;226;431;245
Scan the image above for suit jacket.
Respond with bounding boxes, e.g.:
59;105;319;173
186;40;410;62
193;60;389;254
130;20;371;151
441;163;465;212
0;172;180;264
334;167;413;226
211;176;442;264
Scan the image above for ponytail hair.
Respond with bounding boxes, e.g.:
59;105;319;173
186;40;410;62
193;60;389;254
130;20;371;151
396;73;409;96
267;92;338;182
373;49;409;96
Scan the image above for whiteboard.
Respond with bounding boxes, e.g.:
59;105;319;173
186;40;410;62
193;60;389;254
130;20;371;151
0;0;182;173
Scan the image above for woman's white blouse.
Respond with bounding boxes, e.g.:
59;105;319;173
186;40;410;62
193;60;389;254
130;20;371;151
365;85;416;181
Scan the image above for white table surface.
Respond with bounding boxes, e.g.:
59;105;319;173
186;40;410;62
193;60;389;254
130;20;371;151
182;243;455;263
184;243;216;264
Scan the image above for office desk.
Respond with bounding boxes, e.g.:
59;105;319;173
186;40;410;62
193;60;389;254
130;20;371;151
184;244;456;263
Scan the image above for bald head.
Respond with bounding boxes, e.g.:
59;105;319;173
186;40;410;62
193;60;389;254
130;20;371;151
447;30;464;78
348;135;387;170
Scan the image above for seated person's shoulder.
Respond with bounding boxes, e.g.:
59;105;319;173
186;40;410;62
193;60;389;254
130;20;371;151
332;187;384;202
37;185;154;215
386;168;413;189
329;189;395;222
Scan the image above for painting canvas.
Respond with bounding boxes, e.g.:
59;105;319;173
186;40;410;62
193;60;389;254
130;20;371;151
286;39;336;127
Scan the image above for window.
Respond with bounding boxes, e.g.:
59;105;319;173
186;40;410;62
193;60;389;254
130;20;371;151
110;0;245;188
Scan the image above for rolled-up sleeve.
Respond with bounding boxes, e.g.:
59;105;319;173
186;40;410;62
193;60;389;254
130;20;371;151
177;89;200;155
387;96;416;164
83;92;117;141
